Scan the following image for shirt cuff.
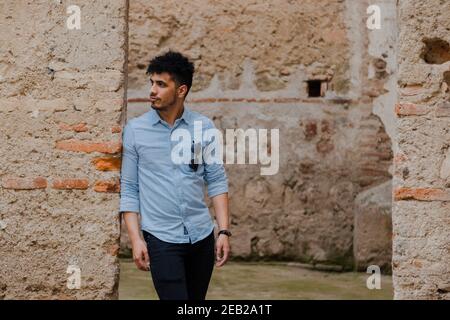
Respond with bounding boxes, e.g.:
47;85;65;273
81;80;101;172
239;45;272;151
207;182;228;198
119;200;140;214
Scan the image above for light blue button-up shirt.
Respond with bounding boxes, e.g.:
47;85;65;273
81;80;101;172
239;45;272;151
119;107;228;244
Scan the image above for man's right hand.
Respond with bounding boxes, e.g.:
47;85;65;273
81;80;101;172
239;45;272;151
132;239;150;271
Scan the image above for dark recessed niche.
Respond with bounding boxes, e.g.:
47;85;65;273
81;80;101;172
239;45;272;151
444;71;450;92
444;71;450;88
421;38;450;64
307;80;324;97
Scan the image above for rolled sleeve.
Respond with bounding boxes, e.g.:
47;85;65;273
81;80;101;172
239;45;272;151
119;122;140;214
202;120;228;198
205;169;228;197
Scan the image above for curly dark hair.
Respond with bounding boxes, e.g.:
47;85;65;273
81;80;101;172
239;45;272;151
146;51;195;96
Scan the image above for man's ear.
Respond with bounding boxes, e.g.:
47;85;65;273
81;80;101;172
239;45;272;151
177;84;188;99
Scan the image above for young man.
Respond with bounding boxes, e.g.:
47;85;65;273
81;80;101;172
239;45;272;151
119;51;231;300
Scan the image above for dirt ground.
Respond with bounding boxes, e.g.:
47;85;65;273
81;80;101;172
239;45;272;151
119;259;393;300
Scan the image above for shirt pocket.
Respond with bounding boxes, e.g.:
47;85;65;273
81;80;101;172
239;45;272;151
138;144;168;167
179;162;204;179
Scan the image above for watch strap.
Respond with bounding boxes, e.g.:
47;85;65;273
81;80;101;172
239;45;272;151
218;229;232;237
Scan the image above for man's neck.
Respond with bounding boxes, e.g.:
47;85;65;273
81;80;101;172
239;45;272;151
157;103;184;127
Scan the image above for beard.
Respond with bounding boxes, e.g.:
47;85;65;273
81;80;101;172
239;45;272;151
150;94;177;111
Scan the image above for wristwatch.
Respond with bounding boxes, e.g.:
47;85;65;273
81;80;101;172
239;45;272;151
218;229;232;237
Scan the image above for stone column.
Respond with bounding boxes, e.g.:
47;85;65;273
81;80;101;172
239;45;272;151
0;0;128;299
394;0;450;299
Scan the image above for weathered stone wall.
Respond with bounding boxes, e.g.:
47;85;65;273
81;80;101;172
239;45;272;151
126;0;394;269
0;0;128;299
353;0;397;272
393;0;450;299
128;0;351;94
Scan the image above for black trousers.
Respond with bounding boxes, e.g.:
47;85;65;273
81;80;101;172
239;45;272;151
142;230;215;300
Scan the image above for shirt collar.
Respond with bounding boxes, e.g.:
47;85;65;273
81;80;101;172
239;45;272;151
148;106;191;126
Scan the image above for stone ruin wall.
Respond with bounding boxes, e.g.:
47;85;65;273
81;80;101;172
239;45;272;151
0;0;128;299
125;0;397;271
393;0;450;300
2;0;448;301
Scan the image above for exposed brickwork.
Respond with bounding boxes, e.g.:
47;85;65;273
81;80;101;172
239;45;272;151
435;101;450;117
94;179;121;193
395;103;430;116
92;157;122;171
394;0;450;300
58;122;89;132
0;0;128;299
1;177;47;190
52;179;90;190
111;126;122;133
394;187;450;201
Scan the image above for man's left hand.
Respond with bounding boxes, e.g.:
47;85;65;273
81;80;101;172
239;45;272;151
215;234;231;267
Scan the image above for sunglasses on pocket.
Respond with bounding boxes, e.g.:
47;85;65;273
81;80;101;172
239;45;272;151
189;141;200;172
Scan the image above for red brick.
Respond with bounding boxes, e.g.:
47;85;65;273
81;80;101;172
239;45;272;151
411;259;423;268
52;179;89;190
107;244;120;256
92;157;121;171
394;187;450;201
395;103;429;116
316;139;334;154
111;126;122;133
435;101;450;117
58;123;72;131
394;153;407;164
303;120;317;140
56;139;122;154
2;177;47;190
321;119;334;134
59;122;88;132
72;123;88;132
94;179;120;193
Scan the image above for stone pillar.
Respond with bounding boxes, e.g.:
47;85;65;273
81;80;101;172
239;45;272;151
0;0;128;299
394;0;450;299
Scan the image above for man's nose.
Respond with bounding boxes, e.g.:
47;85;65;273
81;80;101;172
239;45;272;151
150;83;157;96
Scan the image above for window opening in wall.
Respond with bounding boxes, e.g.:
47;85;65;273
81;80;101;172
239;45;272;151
307;80;327;97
